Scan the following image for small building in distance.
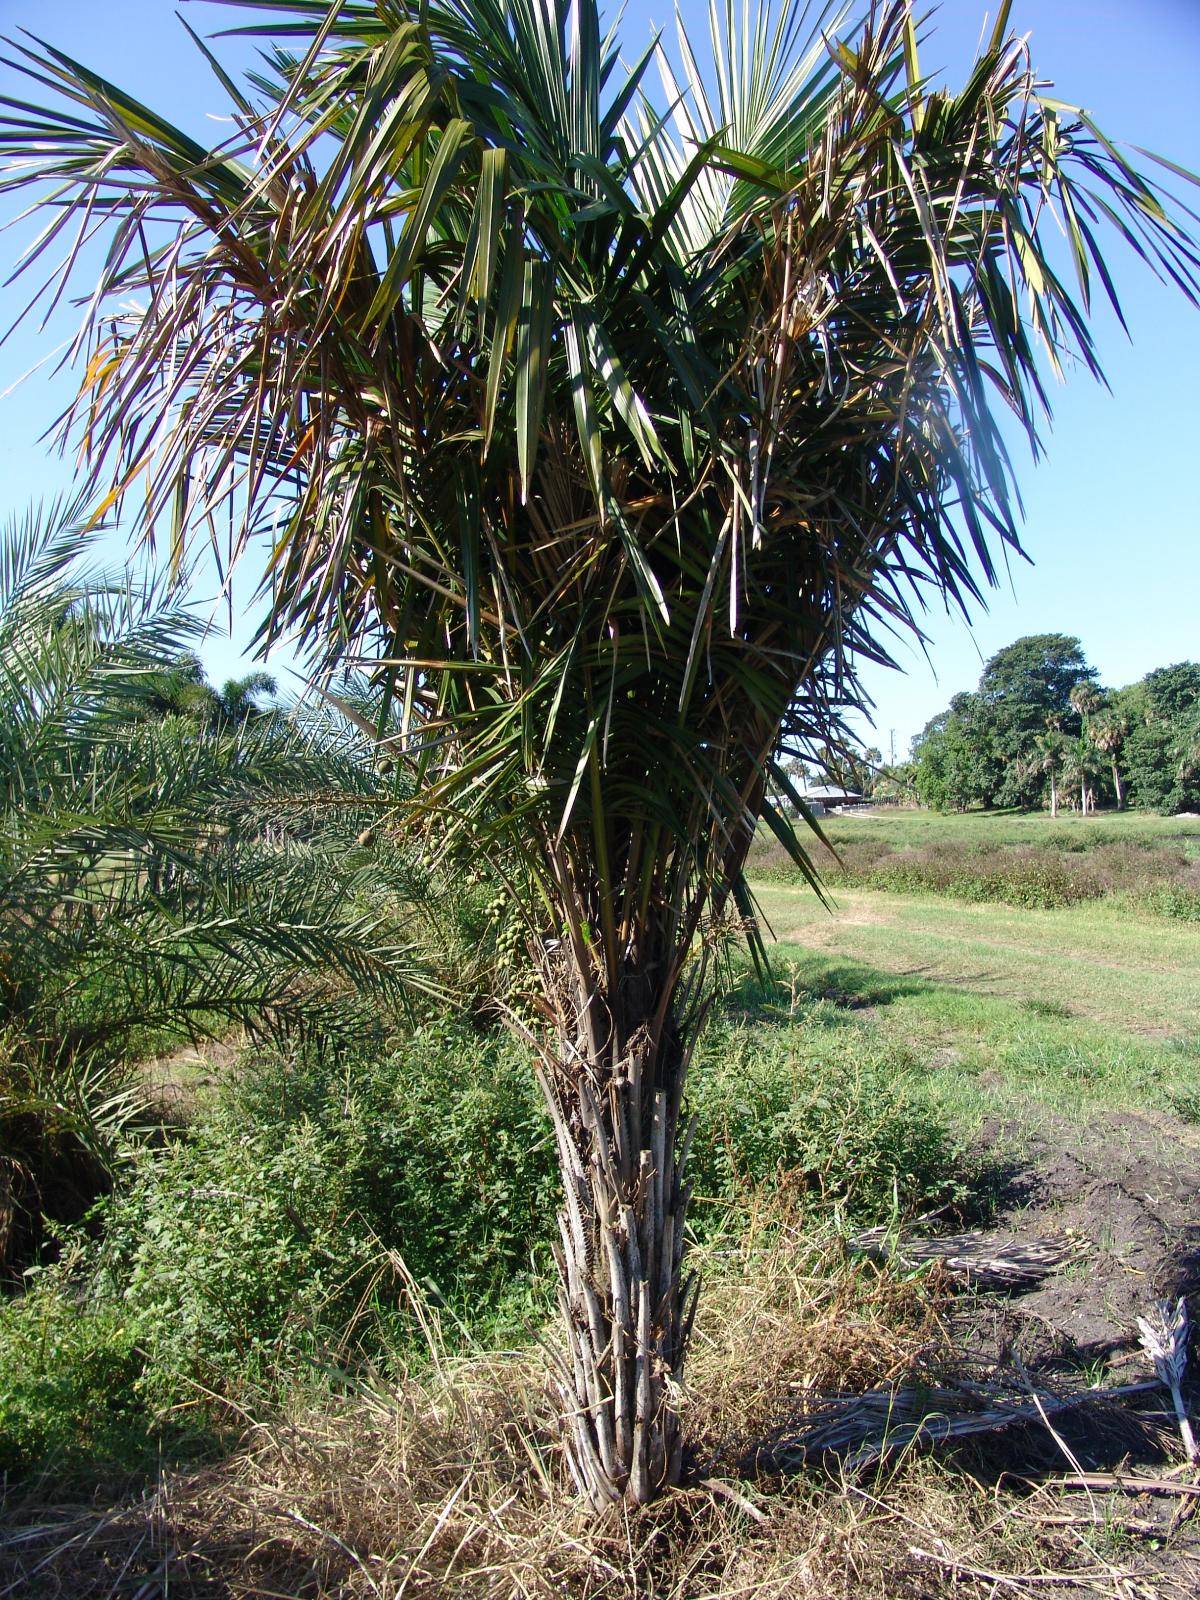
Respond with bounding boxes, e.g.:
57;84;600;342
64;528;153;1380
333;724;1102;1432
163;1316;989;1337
797;784;869;816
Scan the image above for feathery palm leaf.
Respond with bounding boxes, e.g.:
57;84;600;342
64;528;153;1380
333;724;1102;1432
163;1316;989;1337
0;500;441;1271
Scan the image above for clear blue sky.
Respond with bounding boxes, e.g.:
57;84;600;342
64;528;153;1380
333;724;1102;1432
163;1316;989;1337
1;1;1198;741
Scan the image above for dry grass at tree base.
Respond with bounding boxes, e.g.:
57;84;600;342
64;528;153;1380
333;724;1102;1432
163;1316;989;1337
4;1216;1198;1600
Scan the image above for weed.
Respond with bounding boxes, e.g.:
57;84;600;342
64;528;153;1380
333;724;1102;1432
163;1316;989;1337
0;1267;209;1485
688;1014;967;1226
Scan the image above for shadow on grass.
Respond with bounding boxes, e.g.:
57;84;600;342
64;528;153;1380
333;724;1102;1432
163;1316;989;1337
0;1472;347;1600
0;1397;224;1509
722;957;935;1024
724;950;1058;1023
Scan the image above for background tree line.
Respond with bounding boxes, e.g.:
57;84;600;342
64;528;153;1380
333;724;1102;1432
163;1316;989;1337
908;634;1200;814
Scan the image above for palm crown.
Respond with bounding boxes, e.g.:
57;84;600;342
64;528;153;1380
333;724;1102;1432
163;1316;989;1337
6;1;1195;971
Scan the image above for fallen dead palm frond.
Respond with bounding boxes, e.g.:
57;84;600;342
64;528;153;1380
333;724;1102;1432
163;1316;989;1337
849;1224;1082;1289
757;1290;1197;1477
1137;1298;1198;1463
1036;1472;1200;1500
758;1375;1162;1474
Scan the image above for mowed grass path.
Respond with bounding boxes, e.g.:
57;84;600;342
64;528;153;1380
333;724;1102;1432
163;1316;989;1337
746;880;1200;1131
751;883;1199;1038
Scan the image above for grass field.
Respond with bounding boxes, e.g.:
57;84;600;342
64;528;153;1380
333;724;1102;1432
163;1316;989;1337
748;804;1200;919
747;807;1200;1138
754;884;1199;1036
751;886;1199;1129
813;806;1200;853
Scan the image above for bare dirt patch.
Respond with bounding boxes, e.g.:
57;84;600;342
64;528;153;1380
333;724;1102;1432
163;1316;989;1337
142;1036;241;1120
965;1108;1200;1377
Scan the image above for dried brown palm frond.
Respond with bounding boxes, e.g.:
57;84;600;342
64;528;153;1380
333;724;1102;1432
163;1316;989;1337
850;1225;1083;1289
759;1372;1163;1473
1138;1299;1198;1463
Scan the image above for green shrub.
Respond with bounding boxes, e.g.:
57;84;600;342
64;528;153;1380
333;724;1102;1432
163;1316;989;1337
221;1023;560;1314
0;1278;168;1481
687;1012;965;1226
97;1024;560;1400
1132;884;1200;922
0;998;971;1462
746;819;1200;916
99;1012;964;1394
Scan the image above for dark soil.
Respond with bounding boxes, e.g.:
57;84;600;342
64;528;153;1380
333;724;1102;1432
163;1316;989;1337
941;1108;1200;1598
965;1108;1200;1379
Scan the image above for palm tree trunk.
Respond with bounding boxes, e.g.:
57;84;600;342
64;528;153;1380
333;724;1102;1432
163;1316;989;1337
536;1030;696;1508
1112;758;1125;810
1049;771;1057;817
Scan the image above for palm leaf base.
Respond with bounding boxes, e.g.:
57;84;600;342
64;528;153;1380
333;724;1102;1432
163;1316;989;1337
538;1035;696;1508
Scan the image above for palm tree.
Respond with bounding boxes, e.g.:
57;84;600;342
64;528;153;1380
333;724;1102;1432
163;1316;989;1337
0;499;439;1274
1067;680;1108;822
1070;681;1103;730
135;661;278;726
132;651;221;723
1034;728;1068;819
1090;711;1129;810
217;670;279;725
4;0;1197;1506
1061;738;1106;816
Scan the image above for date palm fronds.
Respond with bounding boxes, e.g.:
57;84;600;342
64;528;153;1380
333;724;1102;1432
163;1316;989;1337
761;1373;1162;1473
0;498;443;1273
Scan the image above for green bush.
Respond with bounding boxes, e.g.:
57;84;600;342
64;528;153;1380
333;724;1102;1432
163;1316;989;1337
97;1024;560;1400
0;1003;970;1474
687;1011;965;1226
1132;885;1200;922
0;1278;164;1480
96;1011;963;1399
749;826;1200;916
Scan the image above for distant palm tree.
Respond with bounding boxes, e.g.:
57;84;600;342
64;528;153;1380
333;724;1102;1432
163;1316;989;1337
4;0;1198;1505
1070;681;1104;726
216;670;278;725
133;651;216;722
1067;685;1104;813
1062;739;1106;816
1035;729;1069;819
1090;712;1129;811
135;662;278;727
